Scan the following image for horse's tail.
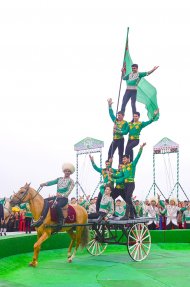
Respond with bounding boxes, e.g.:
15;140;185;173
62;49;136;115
80;225;89;249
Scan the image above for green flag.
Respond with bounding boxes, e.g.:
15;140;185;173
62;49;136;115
123;38;159;120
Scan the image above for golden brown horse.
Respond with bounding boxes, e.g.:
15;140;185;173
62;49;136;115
10;183;89;267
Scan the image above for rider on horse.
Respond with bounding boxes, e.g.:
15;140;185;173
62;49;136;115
40;163;75;231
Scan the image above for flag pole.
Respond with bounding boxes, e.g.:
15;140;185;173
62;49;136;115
115;27;129;114
109;28;130;163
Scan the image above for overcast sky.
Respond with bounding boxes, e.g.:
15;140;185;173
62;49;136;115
0;0;189;200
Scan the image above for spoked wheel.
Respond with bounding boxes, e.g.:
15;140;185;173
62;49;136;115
86;225;109;256
127;223;151;262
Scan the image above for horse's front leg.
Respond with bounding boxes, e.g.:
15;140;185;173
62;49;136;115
29;232;49;267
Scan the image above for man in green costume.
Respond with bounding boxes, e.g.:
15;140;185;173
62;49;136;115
111;143;146;220
88;185;114;223
89;155;116;212
121;63;159;116
20;203;33;233
115;109;159;161
107;98;128;164
40;163;75;230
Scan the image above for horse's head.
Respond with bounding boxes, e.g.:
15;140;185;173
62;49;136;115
10;183;31;206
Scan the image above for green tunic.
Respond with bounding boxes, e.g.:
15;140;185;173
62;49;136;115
123;72;147;89
99;194;114;216
20;203;32;218
46;177;75;197
115;205;125;217
135;205;143;217
113;170;124;189
120;116;156;140
183;210;190;224
113;148;143;184
109;106;128;139
90;161;116;195
0;198;5;205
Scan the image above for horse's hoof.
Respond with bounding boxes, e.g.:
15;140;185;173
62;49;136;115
29;262;38;267
68;257;72;263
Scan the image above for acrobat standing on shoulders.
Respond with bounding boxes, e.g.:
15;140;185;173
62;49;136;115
115;109;159;161
121;63;159;116
111;143;146;220
107;98;129;164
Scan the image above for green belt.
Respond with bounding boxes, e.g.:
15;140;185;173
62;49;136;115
124;178;134;183
129;135;139;140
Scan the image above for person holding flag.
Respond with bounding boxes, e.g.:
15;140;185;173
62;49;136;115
121;63;159;116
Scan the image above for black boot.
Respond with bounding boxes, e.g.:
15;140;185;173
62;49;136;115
120;205;129;220
97;212;106;223
129;204;135;219
55;207;64;232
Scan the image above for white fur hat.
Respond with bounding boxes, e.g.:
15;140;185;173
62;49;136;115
149;197;157;204
169;198;177;205
62;163;75;174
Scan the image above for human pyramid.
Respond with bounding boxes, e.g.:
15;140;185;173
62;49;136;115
88;62;159;223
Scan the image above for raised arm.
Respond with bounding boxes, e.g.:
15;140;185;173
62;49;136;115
89;155;102;173
107;98;116;122
141;109;159;128
132;143;146;167
157;194;165;208
147;66;159;76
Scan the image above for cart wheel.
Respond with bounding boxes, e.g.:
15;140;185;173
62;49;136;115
127;223;151;262
86;225;109;256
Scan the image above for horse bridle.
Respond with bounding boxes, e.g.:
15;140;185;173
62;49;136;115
12;185;43;205
12;185;31;205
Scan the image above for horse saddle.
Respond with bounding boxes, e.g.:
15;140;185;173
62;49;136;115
49;201;76;224
31;200;76;227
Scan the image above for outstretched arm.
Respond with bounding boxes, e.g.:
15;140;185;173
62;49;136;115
40;178;59;187
147;66;159;76
141;109;159;128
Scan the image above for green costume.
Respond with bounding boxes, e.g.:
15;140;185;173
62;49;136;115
20;203;32;218
112;147;143;220
113;148;143;184
115;205;125;217
108;106;128;164
90;160;115;195
109;106;128;140
183;210;190;226
0;198;5;205
46;177;75;197
119;114;157;140
99;194;114;217
123;72;148;89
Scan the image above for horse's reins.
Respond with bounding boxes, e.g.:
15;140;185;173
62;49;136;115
12;186;43;205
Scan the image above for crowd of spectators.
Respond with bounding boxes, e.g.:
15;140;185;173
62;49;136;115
1;195;190;235
72;195;190;230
